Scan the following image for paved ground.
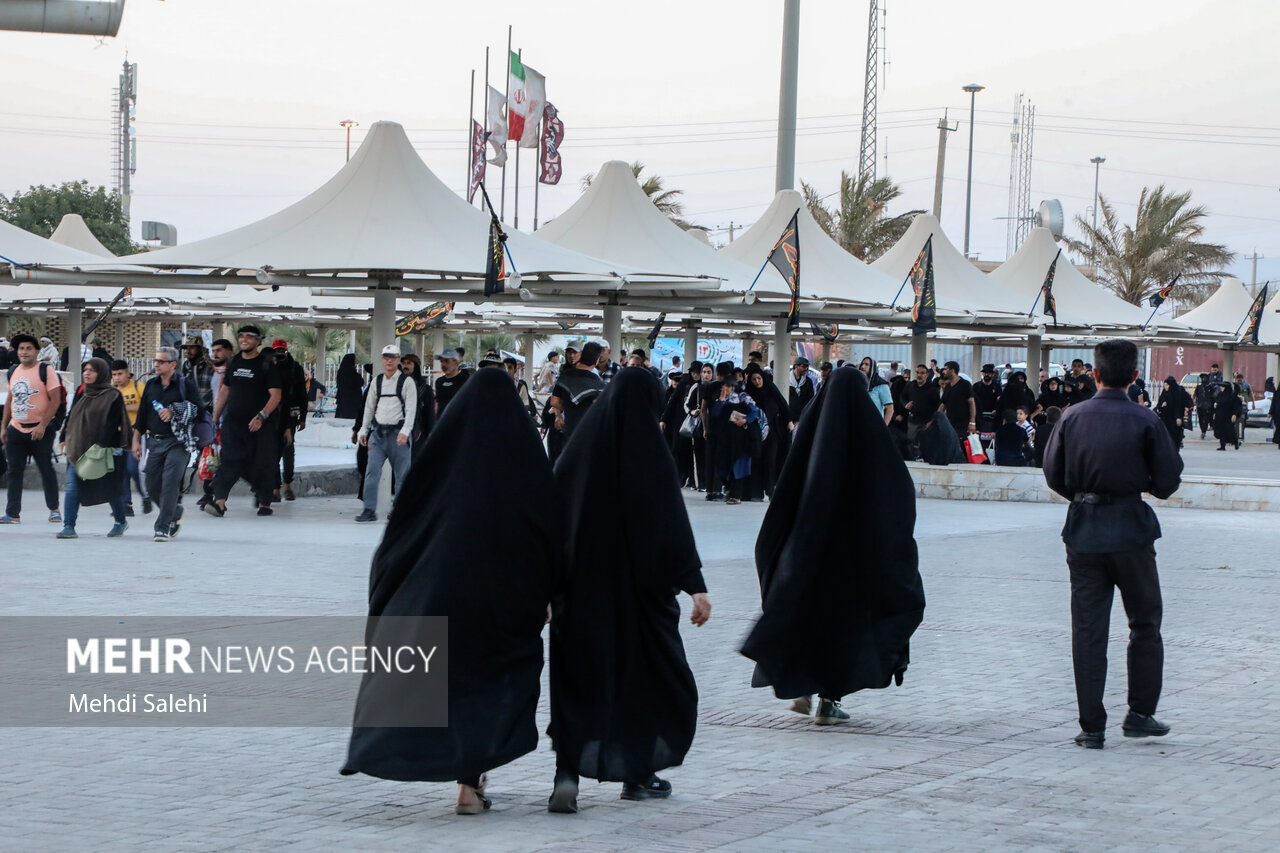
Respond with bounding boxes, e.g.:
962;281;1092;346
2;488;1278;852
1176;426;1280;478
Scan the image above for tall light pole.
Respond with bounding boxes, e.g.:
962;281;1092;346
339;119;358;162
1089;156;1106;232
775;0;801;192
961;84;984;258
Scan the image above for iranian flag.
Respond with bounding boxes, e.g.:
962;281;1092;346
508;51;546;147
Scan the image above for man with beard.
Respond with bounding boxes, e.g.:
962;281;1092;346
902;364;940;459
1043;340;1181;749
938;360;976;448
206;325;283;518
433;349;469;416
548;367;711;813
1066;359;1097;405
342;369;558;815
787;356;820;422
972;364;1002;432
742;366;924;725
198;339;235;509
271;339;308;502
547;341;606;464
181;335;216;411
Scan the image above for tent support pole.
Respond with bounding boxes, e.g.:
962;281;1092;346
819;341;831;366
772;317;791;397
603;301;622;360
683;321;698;368
67;299;84;364
523;332;536;388
1040;345;1052;376
1026;334;1042;382
1222;347;1235;380
431;329;445;379
910;333;928;374
313;324;327;379
970;340;984;376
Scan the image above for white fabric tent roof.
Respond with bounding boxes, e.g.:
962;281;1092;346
1175;277;1255;334
104;121;623;280
989;227;1184;330
720;189;901;306
1;218;107;268
534;160;762;292
49;214;115;258
871;213;1029;319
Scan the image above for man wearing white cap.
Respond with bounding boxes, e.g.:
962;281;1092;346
37;336;58;368
354;345;417;523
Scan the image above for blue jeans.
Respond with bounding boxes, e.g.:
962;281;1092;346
361;428;411;513
65;459;127;528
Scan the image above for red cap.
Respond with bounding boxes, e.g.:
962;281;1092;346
271;339;288;350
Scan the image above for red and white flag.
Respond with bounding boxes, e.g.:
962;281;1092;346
508;52;546;148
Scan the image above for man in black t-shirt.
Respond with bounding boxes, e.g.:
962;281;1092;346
548;341;606;464
434;348;470;416
972;364;1002;432
902;364;941;459
938;360;976;447
207;325;283;518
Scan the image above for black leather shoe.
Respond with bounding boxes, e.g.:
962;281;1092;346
621;775;672;801
547;770;579;814
1122;711;1170;738
1074;731;1105;749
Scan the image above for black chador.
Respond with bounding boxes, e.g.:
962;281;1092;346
342;369;560;794
742;366;925;712
548;367;709;808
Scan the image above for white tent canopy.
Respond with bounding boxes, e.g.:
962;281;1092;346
534;159;763;293
989;227;1190;332
720;189;902;309
1;218;107;269
1175;277;1255;334
98;121;624;283
49;214;115;258
871;213;1029;320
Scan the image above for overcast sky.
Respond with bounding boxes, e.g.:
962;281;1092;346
3;0;1277;282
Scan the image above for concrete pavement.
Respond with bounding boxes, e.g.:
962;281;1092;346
1;490;1277;851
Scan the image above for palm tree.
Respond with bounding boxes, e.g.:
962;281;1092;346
580;161;707;232
801;172;923;262
1066;185;1231;307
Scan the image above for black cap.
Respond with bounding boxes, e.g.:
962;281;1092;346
236;324;263;339
981;363;996;372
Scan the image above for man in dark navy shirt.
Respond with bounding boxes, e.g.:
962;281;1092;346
1043;339;1183;749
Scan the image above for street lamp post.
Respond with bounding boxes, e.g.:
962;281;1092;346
961;84;984;258
339;119;359;162
1090;156;1105;265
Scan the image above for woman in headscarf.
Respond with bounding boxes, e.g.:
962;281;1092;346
688;362;715;492
1155;376;1191;451
399;353;436;447
548;367;711;813
335;353;363;420
1036;376;1070;413
997;370;1037;418
857;357;895;424
742;362;791;500
55;357;131;539
1212;380;1243;450
708;377;761;504
342;369;559;815
659;368;691;482
742;366;924;724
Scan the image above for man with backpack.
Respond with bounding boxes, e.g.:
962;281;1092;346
354;344;417;523
2;334;66;523
132;346;207;542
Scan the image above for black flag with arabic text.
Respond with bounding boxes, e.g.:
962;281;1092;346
1040;248;1061;325
809;321;838;343
395;301;453;337
1148;274;1179;308
908;235;936;335
478;182;508;297
1239;282;1269;345
646;312;667;350
768;211;801;332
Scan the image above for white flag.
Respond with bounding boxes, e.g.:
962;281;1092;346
486;85;508;167
517;65;545;148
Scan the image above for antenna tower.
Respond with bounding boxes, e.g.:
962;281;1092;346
857;0;881;182
112;59;138;219
1013;99;1035;250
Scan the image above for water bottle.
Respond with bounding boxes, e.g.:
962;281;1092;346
151;400;164;414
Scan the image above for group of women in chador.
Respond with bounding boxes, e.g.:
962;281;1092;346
341;363;924;815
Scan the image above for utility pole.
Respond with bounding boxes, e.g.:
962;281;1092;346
932;112;957;219
340;120;358;162
1246;249;1264;296
1090;156;1105;264
962;83;984;258
728;221;736;242
857;0;880;183
775;0;801;192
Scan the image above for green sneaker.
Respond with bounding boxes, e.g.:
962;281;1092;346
814;698;850;726
107;522;128;538
56;525;78;539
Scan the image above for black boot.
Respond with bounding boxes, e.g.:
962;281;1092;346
548;768;579;814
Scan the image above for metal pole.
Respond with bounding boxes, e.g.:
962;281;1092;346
962;84;984;257
683;321;699;367
970;340;983;377
1025;333;1041;383
501;26;512;221
603;302;622;359
933;114;954;219
522;331;536;388
67;300;84;367
772;317;791;397
1090;156;1105;264
482;47;489;208
774;0;801;192
910;333;927;374
514;48;522;229
313;324;327;377
467;70;475;191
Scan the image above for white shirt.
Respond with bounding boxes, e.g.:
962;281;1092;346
359;371;417;438
37;344;58;366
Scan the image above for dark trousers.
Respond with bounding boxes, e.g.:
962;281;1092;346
122;436;148;505
212;423;277;506
5;425;60;517
1067;546;1164;733
145;436;190;535
279;428;295;485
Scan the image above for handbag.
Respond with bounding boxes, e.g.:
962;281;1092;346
197;444;220;481
965;433;986;464
679;412;700;439
74;444;116;480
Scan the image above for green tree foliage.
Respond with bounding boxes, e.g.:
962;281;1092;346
801;172;923;262
0;180;142;256
1066;185;1232;308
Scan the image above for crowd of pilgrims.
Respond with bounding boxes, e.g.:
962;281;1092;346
341;359;926;816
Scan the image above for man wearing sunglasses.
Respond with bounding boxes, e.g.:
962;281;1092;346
132;347;205;542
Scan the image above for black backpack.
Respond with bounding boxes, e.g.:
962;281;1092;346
8;363;68;432
372;373;409;428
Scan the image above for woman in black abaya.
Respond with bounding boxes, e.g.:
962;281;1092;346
335;353;363;420
1155;376;1191;451
741;366;925;724
742;363;792;500
548;367;711;813
1212;380;1243;450
342;369;559;815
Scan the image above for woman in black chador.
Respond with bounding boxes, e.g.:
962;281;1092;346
742;362;792;501
1155;376;1192;451
548;367;711;813
334;353;363;420
1212;380;1243;450
342;369;559;815
741;366;925;725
